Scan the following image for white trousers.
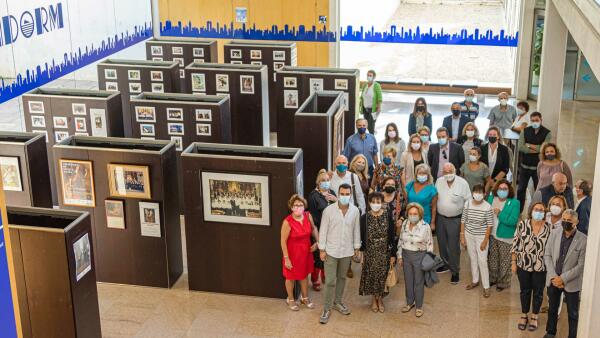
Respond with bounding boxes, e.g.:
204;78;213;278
465;233;490;289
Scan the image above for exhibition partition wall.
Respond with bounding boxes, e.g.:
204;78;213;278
223;41;297;131
294;91;345;197
275;66;360;147
8;207;101;338
0;132;52;208
181;143;303;298
53;136;182;288
97;59;180;137
183;63;270;146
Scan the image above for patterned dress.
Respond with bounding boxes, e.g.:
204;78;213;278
359;212;393;297
511;219;552;272
372;164;404;190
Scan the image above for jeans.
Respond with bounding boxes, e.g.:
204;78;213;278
517;167;538;213
323;256;352;311
436;214;461;274
546;285;580;338
516;267;546;314
465;233;490;288
362;106;375;134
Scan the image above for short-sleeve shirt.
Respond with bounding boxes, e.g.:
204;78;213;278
406;181;438;224
460;162;490;191
343;133;378;168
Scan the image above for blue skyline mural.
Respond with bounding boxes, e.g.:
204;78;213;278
160;20;519;47
0;23;153;104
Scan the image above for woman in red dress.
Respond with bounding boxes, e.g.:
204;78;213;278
281;194;319;311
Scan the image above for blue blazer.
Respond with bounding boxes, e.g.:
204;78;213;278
442;115;470;140
408;113;433;136
576;196;591;235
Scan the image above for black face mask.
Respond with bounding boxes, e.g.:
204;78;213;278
488;136;498;144
562;221;574;232
416;106;425;112
452;109;461;116
384;186;396;194
546;154;556;161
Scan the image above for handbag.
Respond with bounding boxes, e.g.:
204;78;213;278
385;262;397;291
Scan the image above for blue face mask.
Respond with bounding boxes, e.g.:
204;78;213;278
357;127;367;135
497;189;509;199
339;195;351;205
532;211;545;221
336;164;348;173
438;137;447;146
420;135;429;143
320;181;331;190
383;157;392;165
416;175;428;183
530;122;541;129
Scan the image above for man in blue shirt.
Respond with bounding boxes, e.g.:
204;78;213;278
342;118;378;177
460;88;480;122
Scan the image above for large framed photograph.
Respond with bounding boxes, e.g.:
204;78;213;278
59;159;95;207
191;73;206;92
108;164;151;199
105;199;125;229
73;233;92;282
201;172;270;226
240;75;254;94
0;156;22;192
139;202;161;237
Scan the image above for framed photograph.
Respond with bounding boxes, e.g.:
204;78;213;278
30;115;45;128
230;60;242;65
230;49;242;59
151;83;164;93
28;101;45;114
108;164;151;199
240;75;254;94
167;108;183;121
150;71;163;82
283;77;297;88
173;57;184;67
32;130;48;143
105;82;118;91
250;50;262;59
193;58;205;64
150;45;163;56
195;109;212;122
72;103;87;116
128;69;141;81
196;123;211;136
335;78;348;90
296;170;304;197
55;131;69;143
59;159;95;207
73;233;92;281
140;124;155;136
105;200;125;229
284;90;298;109
333;108;345;165
250;61;262;66
191;73;206;92
90;109;107;137
129;83;142;93
0;156;22;192
53;116;68;129
216;74;229;92
139;202;161;237
273;50;286;61
179;69;185;79
273;62;285;71
342;92;350;112
135;106;156;123
152;57;163;61
104;68;117;79
201;172;270;226
168;123;184;135
171;136;183;151
172;46;183;55
74;117;87;132
193;48;204;57
309;78;324;95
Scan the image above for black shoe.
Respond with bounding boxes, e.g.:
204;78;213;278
451;273;459;285
436;266;449;273
542;334;555;338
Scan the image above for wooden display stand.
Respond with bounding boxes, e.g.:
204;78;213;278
22;88;124;204
275;66;360;147
181;142;303;298
8;206;101;338
97;59;180;137
53;136;183;288
223;41;297;132
183;62;270;146
0;132;52;207
294;91;345;197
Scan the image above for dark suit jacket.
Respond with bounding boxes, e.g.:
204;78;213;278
442;115;470;140
408;113;433;136
427;142;465;180
480;143;511;179
576;196;592;235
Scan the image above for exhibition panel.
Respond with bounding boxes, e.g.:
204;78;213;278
183;63;270;146
8;207;101;338
223;41;297;131
53;136;182;288
97;59;180;137
294;91;345;197
181;143;303;298
275;66;360;147
0;132;52;208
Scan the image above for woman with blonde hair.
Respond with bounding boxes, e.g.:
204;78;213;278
545;195;568;230
457;122;483;160
349;154;369;205
405;164;438;226
418;126;431;154
400;133;428;187
371;146;403;192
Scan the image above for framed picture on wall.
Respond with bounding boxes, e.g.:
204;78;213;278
309;78;324;95
105;82;118;91
216;74;229;92
273;62;285;71
240;75;254;94
230;60;242;65
151;83;164;93
135;106;156;123
167;108;183;121
173;58;184;67
128;70;141;81
193;48;204;57
168;123;184;135
191;73;206;92
55;131;69;143
28;101;45;114
193;59;205;64
105;199;125;229
139;202;161;237
108;164;151;199
172;46;183;55
72;103;87;116
30;115;45;128
273;50;285;61
75;117;87;132
73;233;92;282
283;77;297;88
104;69;117;80
150;45;163;56
90;109;108;137
53;116;68;129
195;109;212;122
250;50;262;59
152;57;163;62
0;156;22;192
129;83;142;93
140;124;155;136
230;49;242;59
150;71;163;82
59;159;95;207
196;123;211;136
251;61;262;66
171;136;183;151
284;90;298;109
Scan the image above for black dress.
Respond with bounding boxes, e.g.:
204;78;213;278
308;188;336;269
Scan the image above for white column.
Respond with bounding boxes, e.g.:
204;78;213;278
513;0;536;100
578;124;600;336
329;0;340;68
151;0;161;38
536;0;568;140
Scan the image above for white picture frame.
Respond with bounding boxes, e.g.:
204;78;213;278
128;69;141;81
250;49;262;59
283;90;299;109
151;83;164;93
139;202;161;237
309;78;324;95
173;57;184;67
0;156;23;192
196;123;211;136
28;101;45;114
230;49;242;59
140;124;155;136
90;109;107;137
172;46;183;55
283;77;297;88
55;131;69;143
191;73;206;92
150;45;163;56
216;74;229;92
273;50;286;61
171;136;183;151
53;116;68;129
74;117;87;132
105;82;118;91
168;123;184;135
240;75;254;94
193;48;204;57
167;108;183;121
72;103;87;116
30;115;46;128
73;233;92;281
335;78;348;90
150;71;163;82
195;109;212;122
104;68;117;79
135;106;156;123
129;83;142;93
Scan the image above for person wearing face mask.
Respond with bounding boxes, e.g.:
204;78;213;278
371;147;403;193
536;143;573;192
281;194;319;311
408;97;432;136
330;155;366;215
359;192;397;313
381;177;405;227
434;163;472;283
349;154;370;208
443;102;470;143
379;123;405;167
400;134;428;186
546;195;568;229
488;92;517;130
418;126;432;154
308;169;338;291
343;118;379;179
428;127;465;181
480;127;511;190
359;70;382;134
457;122;483;158
532;172;574;210
574;179;592;235
460;146;490;191
460;88;480;122
487;180;520;292
397;203;434;318
511;201;552;332
460;184;494;297
318;184;362;324
543;209;587;338
406;164;438;226
511;101;531;134
517;111;552;212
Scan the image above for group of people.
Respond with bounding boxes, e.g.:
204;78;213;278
279;75;592;338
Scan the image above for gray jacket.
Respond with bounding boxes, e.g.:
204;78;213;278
544;228;587;292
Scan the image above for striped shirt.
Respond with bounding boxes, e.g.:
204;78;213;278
461;200;494;236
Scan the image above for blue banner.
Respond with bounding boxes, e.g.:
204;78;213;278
0;212;17;338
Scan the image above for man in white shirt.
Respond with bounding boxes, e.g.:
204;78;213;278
318;183;361;324
434;163;472;284
330;155;366;214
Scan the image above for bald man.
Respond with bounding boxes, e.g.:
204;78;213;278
532;172;574;210
460;88;480;122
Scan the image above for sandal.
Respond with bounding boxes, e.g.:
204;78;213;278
300;297;315;309
517;315;528;330
371;301;379;313
401;303;415;313
415;308;424;317
378;299;385;313
466;282;480;290
286;298;299;311
528;315;538;331
483;288;491;298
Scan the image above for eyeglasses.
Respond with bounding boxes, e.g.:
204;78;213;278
442;150;447;160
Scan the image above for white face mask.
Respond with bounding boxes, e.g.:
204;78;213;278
445;174;455;182
370;203;382;212
500;99;508;106
517;108;525;115
367;76;374;82
387;131;397;138
411;142;421;151
408;215;420;224
469;155;478;162
473;193;484;202
550;205;562;216
466;130;475;138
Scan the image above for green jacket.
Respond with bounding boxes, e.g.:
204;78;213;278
486;194;520;239
359;81;382;113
